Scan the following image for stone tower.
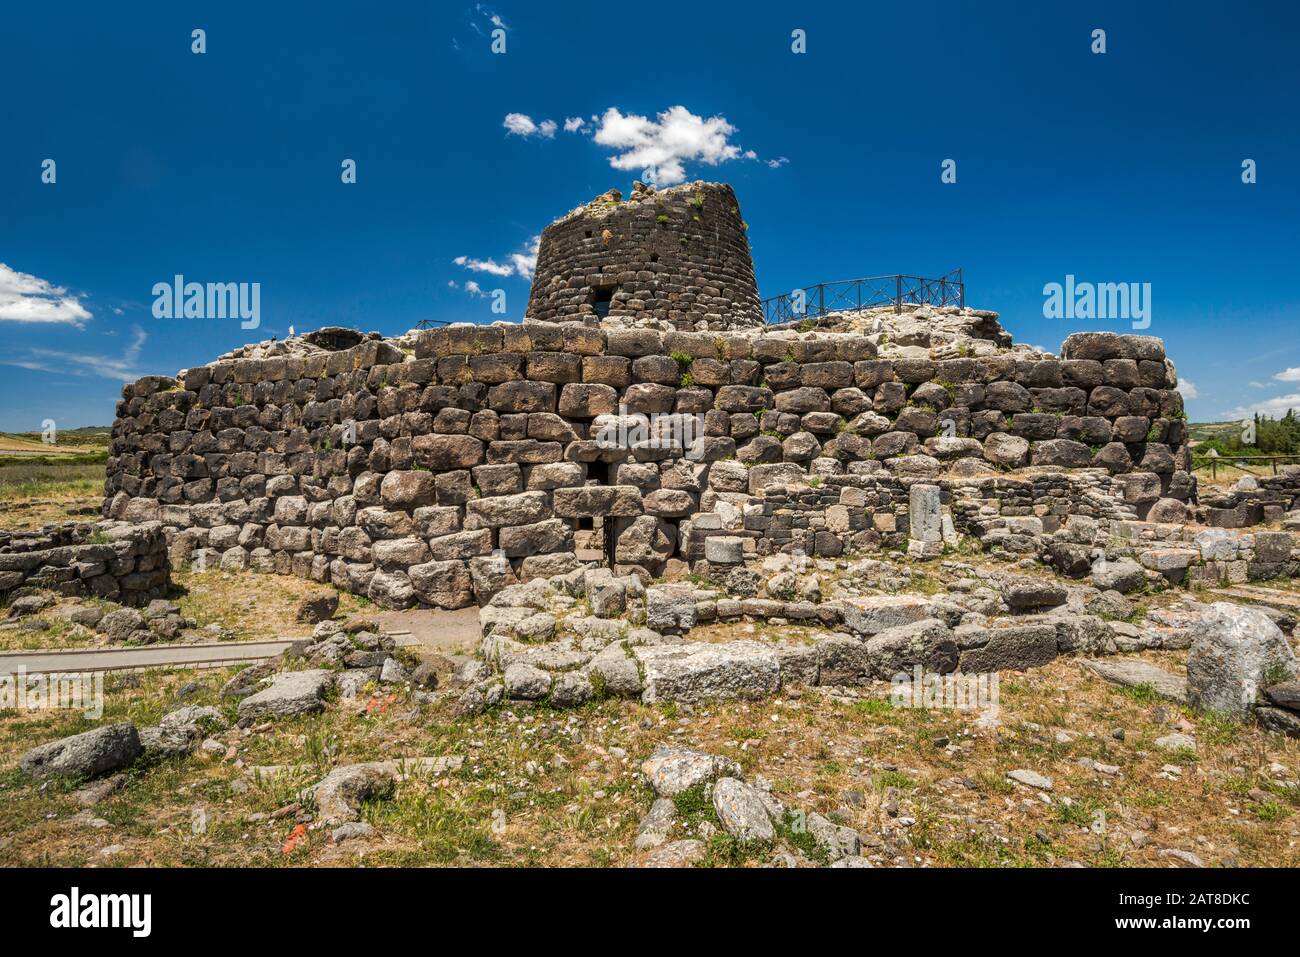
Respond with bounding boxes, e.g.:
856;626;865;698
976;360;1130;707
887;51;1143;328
526;180;762;331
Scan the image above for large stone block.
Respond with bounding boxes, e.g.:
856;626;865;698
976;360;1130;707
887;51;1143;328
1187;603;1299;716
465;491;551;530
379;470;437;508
558;383;619;418
499;518;573;557
411;434;485;470
488;380;557;414
957;624;1058;673
552;485;643;518
20;724;142;780
636;640;781;703
408;559;475;608
865;619;959;678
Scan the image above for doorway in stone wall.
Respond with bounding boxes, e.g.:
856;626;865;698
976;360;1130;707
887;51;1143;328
574;459;618;567
590;285;615;319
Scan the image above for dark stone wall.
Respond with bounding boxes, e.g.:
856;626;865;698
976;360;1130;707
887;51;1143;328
526;181;761;331
0;521;170;606
101;319;1192;612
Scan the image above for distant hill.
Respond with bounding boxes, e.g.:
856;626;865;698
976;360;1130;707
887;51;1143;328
0;427;110;448
1187;421;1241;447
0;428;110;465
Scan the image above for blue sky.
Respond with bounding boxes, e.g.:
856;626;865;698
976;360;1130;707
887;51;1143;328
2;0;1298;431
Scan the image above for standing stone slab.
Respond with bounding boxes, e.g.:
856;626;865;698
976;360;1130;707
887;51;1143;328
908;484;942;543
1186;603;1299;716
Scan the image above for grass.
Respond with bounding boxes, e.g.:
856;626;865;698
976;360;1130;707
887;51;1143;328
0;462;104;498
0;459;105;530
170;568;369;642
2;486;1298;868
1;643;1298;867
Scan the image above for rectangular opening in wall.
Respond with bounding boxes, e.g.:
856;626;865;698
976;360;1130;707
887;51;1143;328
591;285;615;319
574;460;614;564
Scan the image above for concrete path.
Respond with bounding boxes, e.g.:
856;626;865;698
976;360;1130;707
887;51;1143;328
1214;585;1300;612
0;606;478;676
371;606;481;655
0;639;299;676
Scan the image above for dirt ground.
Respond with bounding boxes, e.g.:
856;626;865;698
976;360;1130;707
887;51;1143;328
1;479;1297;869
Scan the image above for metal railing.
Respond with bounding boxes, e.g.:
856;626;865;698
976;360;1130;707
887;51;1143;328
761;270;964;325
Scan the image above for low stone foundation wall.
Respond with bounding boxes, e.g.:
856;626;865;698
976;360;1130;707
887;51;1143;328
679;469;1139;567
1201;472;1300;528
1045;514;1298;587
0;521;170;607
460;563;1195;713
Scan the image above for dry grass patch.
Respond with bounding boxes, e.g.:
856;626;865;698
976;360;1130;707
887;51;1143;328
170;569;370;642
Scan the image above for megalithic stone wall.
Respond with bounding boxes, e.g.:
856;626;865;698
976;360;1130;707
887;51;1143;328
103;314;1193;612
525;181;762;331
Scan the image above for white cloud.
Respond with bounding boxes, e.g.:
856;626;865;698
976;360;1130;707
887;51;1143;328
454;235;540;282
464;280;486;297
592;105;744;186
503;113;538;137
1249;380;1268;389
503;113;556;138
1221;393;1300;420
469;4;507;36
0;263;92;326
3;325;147;382
507;235;540;281
477;4;507;30
1175;378;1198;400
453;254;513;276
1273;367;1300;382
510;104;785;184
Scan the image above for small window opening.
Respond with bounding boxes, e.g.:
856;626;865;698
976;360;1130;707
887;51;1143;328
591;285;615;319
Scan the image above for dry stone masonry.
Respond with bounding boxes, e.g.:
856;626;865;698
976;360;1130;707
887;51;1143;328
3;180;1289;728
526;180;761;330
6;181;1300;858
99;230;1206;615
0;521;169;607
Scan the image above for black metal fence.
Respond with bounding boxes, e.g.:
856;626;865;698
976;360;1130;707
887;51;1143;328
761;270;964;325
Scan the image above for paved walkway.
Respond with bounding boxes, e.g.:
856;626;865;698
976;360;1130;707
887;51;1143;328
371;606;481;655
0;606;480;676
1213;585;1300;612
0;639;299;676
